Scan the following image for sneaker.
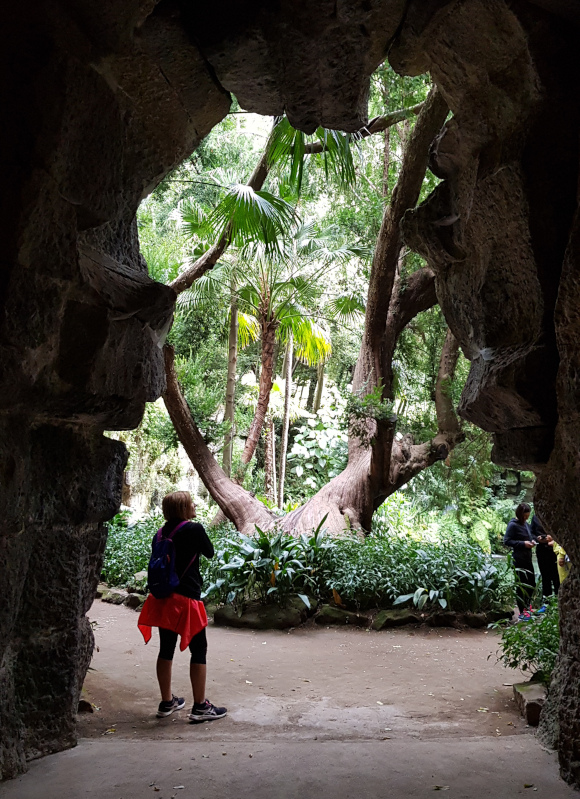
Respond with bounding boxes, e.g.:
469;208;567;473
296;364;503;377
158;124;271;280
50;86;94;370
188;699;227;723
156;695;185;718
518;613;532;623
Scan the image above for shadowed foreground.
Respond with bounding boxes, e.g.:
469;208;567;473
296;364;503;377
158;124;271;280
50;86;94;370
2;602;575;798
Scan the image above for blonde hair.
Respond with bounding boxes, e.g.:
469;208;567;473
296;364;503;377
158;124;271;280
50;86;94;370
162;491;193;521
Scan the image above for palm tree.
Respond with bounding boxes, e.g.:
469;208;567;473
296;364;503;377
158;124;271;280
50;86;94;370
178;245;332;479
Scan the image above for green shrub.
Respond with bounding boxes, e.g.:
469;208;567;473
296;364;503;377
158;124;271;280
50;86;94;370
101;512;163;587
323;531;514;612
102;512;235;589
493;596;560;682
102;512;514;616
203;520;335;609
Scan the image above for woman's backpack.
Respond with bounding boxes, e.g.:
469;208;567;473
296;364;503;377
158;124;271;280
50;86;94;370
147;521;194;599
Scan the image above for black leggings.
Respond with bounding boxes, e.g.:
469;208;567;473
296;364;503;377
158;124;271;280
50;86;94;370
515;565;536;613
158;627;207;664
537;551;560;598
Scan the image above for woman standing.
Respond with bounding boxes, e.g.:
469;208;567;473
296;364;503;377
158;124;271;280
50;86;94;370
530;512;559;599
138;491;227;722
503;502;536;621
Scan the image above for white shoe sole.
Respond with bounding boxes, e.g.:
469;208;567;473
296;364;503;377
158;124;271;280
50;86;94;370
188;711;227;723
157;702;185;718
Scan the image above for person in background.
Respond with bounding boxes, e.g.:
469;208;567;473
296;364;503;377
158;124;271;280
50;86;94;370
553;541;571;583
503;502;536;621
530;512;559;601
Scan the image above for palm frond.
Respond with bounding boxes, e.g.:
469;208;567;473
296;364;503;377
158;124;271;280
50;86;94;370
207;184;295;251
176;261;231;313
314;127;360;189
326;293;366;325
268;117;359;194
237;311;260;349
277;313;331;365
177;197;210;241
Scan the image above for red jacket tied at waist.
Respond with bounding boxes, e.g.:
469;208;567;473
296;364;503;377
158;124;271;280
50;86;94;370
138;593;208;650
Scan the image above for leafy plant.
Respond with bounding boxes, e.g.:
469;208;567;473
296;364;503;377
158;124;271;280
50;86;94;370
492;596;560;682
205;526;311;610
287;391;348;493
324;531;514;612
102;512;163;587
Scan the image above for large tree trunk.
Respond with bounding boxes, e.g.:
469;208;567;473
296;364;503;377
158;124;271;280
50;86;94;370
239;320;277;469
222;285;238;477
163;345;273;534
163;89;464;536
281;88;452;534
313;362;325;413
278;332;293;507
264;415;275;502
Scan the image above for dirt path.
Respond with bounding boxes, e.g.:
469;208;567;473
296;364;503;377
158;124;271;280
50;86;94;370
78;601;524;742
5;601;575;799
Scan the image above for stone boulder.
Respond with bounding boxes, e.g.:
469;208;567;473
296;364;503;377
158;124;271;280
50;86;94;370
513;681;547;726
315;605;369;627
100;589;127;606
214;596;309;630
426;611;459;628
461;612;488;629
123;593;146;610
372;609;421;630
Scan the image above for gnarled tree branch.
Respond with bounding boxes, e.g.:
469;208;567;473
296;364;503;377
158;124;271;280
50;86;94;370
303;103;425;154
162;344;274;534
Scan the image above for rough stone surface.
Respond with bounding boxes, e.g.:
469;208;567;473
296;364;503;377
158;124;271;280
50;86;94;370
123;594;145;610
426;611;460;629
391;1;580;785
371;609;421;629
214;598;308;630
513;681;547;726
462;612;488;629
315;605;369;627
101;590;127;606
3;0;580;789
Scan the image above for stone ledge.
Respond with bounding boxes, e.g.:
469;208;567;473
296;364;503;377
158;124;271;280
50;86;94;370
315;605;369;627
372;609;421;630
214;597;310;630
513;681;547;726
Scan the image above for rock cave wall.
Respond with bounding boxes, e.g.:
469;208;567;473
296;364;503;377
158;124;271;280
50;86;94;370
392;0;580;785
1;0;580;787
0;0;405;780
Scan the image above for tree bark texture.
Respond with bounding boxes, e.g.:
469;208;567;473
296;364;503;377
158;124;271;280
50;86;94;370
313;361;325;413
240;321;278;469
164;88;462;536
264;415;275;502
222;288;238;477
278;333;293;507
162;345;273;535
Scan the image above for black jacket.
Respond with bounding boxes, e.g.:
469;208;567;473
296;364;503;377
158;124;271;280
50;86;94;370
154;519;214;600
530;515;556;563
504;518;534;566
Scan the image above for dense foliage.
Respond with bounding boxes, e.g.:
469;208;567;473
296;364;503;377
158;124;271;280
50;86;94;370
101;511;163;587
493;596;560;682
103;65;539;612
102;511;515;617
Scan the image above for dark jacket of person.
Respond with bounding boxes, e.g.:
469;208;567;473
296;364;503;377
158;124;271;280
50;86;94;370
530;515;556;563
155;519;214;600
503;518;534;567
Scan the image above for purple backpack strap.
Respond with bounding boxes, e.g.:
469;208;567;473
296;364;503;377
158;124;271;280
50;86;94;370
156;519;189;542
157;520;197;579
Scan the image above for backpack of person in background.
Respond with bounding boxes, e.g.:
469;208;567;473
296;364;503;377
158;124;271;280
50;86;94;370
147;520;190;599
